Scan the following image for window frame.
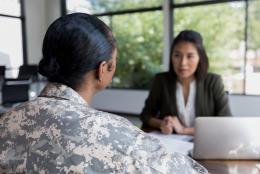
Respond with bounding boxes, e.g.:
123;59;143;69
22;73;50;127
171;0;250;95
61;0;260;96
0;0;27;66
62;0;165;90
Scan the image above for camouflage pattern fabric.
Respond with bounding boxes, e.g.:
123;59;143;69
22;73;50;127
0;83;208;174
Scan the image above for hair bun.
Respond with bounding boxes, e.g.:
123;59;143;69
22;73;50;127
38;57;60;79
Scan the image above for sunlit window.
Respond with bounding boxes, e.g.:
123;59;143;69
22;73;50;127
174;2;245;94
0;0;20;16
246;0;260;95
66;0;161;14
66;0;163;89
0;0;23;78
173;0;260;95
65;0;260;95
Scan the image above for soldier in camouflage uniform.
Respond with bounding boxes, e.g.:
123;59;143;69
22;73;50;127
0;13;208;174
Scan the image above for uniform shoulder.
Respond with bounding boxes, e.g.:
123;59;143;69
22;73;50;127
82;108;177;172
96;109;135;126
82;107;141;133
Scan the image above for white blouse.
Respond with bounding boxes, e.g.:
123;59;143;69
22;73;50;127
176;80;196;127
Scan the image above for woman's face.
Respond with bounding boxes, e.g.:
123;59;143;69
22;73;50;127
171;41;200;81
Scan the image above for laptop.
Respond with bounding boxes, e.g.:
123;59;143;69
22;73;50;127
193;117;260;160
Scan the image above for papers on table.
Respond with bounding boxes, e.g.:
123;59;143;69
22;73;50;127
147;131;194;155
148;131;193;141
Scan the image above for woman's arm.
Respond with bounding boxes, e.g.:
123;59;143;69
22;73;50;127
148;117;163;129
140;74;162;126
180;127;194;136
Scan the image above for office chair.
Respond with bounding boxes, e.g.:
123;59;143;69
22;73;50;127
1;65;36;106
0;66;5;77
18;65;38;81
1;78;30;106
0;66;5;91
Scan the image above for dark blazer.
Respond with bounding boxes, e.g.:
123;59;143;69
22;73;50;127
140;72;232;128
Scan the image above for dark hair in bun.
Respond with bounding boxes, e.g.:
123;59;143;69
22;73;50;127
38;13;116;89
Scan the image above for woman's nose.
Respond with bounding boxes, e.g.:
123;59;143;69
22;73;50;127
180;57;188;65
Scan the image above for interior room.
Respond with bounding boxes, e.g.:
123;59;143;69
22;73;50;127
1;0;260;173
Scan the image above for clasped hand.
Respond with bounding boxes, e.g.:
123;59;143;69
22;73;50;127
160;116;184;134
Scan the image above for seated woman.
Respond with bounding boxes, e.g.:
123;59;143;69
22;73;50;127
141;30;232;136
0;14;207;173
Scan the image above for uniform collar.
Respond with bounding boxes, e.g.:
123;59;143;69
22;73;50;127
39;82;88;106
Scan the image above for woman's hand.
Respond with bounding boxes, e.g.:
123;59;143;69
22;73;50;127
171;116;185;134
159;116;173;134
161;116;185;134
166;116;195;135
160;116;194;135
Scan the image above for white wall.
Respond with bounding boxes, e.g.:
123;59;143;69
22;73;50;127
92;89;148;114
25;0;61;65
229;95;260;116
92;89;260;116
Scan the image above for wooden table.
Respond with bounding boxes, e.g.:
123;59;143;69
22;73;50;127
198;160;260;174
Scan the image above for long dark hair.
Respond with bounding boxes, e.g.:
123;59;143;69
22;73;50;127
169;30;209;81
39;13;116;89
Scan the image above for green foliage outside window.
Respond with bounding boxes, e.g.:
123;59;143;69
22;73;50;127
174;2;245;93
67;0;163;89
67;0;260;94
89;0;162;13
66;0;162;14
109;12;163;89
91;0;164;89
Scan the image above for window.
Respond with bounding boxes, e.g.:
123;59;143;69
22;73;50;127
65;0;260;95
173;1;245;93
0;0;24;78
102;12;163;89
65;0;163;89
172;0;260;95
66;0;161;14
247;0;260;95
174;0;215;3
0;0;21;16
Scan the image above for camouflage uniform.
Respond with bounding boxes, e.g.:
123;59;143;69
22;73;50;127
0;83;207;174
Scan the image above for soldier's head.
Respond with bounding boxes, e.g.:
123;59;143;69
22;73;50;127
39;13;117;91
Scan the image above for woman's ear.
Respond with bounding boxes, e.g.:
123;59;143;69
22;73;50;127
96;61;107;82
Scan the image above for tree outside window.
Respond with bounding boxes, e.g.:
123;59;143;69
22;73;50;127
66;0;260;95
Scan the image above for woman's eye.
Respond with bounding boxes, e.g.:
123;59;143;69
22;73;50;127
173;54;180;58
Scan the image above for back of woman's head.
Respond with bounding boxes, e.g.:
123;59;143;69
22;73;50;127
39;13;116;89
169;30;209;80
